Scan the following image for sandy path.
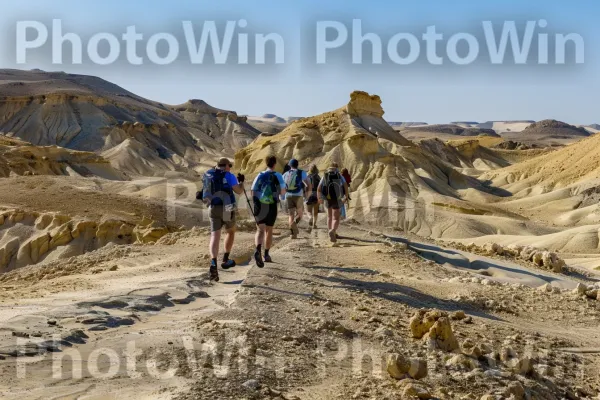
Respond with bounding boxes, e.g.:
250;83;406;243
0;231;256;399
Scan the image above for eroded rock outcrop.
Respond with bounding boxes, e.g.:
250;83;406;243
409;309;459;352
0;209;172;271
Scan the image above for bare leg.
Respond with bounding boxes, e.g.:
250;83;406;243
313;204;319;227
297;202;304;221
327;207;334;230
332;209;341;232
265;226;274;250
255;224;266;247
224;227;236;253
210;230;221;259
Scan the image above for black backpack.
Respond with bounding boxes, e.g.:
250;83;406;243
201;168;235;206
321;171;345;201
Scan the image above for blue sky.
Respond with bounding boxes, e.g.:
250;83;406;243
0;0;598;123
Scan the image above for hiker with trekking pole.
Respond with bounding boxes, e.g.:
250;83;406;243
198;157;246;282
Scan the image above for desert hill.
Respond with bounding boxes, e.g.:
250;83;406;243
0;69;260;176
483;132;600;195
236;91;524;237
247;113;290;134
521;119;591;138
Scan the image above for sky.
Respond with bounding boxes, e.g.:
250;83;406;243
0;0;598;124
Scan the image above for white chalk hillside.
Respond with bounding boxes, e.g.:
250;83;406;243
0;69;260;176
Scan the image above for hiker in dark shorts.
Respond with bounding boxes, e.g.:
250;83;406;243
201;157;245;282
317;162;349;243
251;156;286;267
305;164;321;229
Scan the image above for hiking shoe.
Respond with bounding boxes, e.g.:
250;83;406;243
295;217;301;225
264;254;273;263
254;251;265;268
328;230;337;243
209;265;220;282
221;259;236;269
291;222;299;236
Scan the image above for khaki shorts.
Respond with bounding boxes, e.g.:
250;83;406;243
286;195;304;213
209;206;236;232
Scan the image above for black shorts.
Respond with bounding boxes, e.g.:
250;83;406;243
254;201;278;226
326;199;343;210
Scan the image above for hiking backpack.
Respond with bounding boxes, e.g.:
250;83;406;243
321;171;345;201
255;171;281;204
285;169;304;193
202;168;235;207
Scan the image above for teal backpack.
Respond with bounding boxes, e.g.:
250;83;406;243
255;172;281;204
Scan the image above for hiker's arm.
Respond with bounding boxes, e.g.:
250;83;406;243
317;181;323;203
278;174;287;196
304;177;312;198
232;184;244;195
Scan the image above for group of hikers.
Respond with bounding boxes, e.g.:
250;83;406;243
199;156;352;281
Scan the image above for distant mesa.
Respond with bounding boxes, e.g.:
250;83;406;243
586;123;600;130
451;121;480;126
388;122;428;128
399;124;500;138
522;119;591;137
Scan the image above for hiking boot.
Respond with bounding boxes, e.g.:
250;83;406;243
264;254;273;263
221;259;236;269
254;251;265;268
209;264;220;282
328;230;337;243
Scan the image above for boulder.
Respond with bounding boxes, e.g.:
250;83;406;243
504;381;526;400
573;283;588;296
446;354;478;370
402;382;432;399
542;252;565;272
451;310;467;321
409;309;444;339
387;353;410;379
423;317;459;352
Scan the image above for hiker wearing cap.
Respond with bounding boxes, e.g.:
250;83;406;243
305;164;321;229
251;156;286;267
282;159;312;239
317;162;349;243
201;158;245;282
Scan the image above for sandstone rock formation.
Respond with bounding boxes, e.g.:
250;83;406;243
0;209;171;271
409;309;459;352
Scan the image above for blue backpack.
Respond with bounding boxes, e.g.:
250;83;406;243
202;169;235;207
254;171;281;204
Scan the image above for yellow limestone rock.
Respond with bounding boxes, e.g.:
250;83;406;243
423;317;459;352
49;222;74;250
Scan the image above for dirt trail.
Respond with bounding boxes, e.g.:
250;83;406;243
1;222;600;399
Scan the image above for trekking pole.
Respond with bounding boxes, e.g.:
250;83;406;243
243;187;260;225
